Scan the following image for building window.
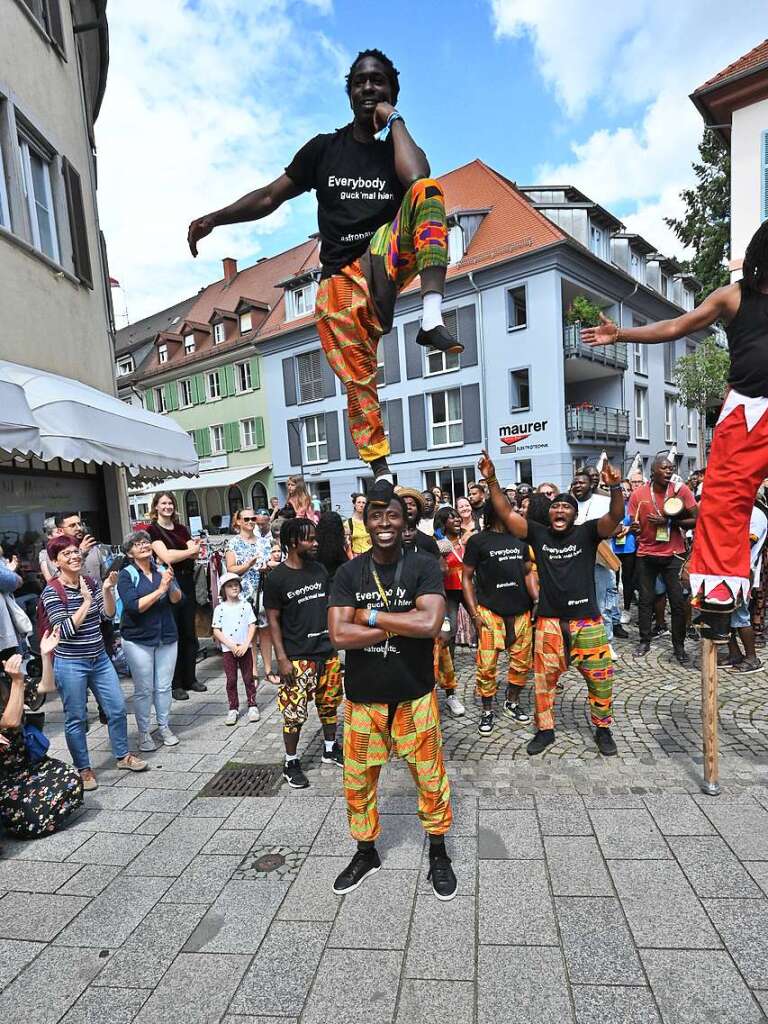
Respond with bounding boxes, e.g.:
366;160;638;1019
185;490;200;522
206;371;221;401
634;386;648;440
687;408;697;445
184;334;195;354
210;424;225;454
507;286;527;330
288;282;317;320
664;395;676;442
509;368;530;412
158;344;168;364
516;459;533;485
116;357;134;377
0;142;11;229
376;346;386;386
426;347;460;376
448;222;464;265
633;342;648;375
663;342;675;383
235;361;252;393
304;414;327;464
239;312;252;334
241;418;257;448
153;387;166;414
423;466;476;504
17;134;59;262
251;482;268;509
178;379;193;408
660;272;670;298
296;350;324;403
213;321;226;345
630;251;645;283
589;223;605;259
429;389;462;448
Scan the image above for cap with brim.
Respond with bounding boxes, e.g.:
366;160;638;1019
218;572;243;594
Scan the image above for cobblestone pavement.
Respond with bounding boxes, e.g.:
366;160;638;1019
1;631;767;1023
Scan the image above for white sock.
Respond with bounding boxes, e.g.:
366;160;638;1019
285;753;299;763
324;740;335;753
421;291;443;331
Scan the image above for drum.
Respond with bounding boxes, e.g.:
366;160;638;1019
663;495;685;518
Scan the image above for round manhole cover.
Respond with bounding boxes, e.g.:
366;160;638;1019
253;853;285;873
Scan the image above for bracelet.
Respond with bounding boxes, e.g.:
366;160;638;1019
375;110;404;142
367;608;379;628
485;475;499;487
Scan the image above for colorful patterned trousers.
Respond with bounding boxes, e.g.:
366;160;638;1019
433;639;457;691
343;690;452;842
315;178;449;462
476;607;532;699
277;656;343;737
534;617;614;731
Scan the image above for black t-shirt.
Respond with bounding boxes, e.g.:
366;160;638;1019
463;532;532;617
329;549;444;703
263;561;333;660
410;531;440;559
526;520;601;619
285;124;406;277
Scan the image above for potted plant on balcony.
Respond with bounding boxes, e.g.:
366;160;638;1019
565;295;603;327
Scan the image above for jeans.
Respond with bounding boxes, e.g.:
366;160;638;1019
54;651;128;769
636;555;686;648
123;639;177;733
594;563;619;642
172;575;199;689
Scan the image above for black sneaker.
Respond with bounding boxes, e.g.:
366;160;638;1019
283;758;309;789
321;743;344;767
673;647;691;667
595;727;618;756
172;688;189;701
478;711;494;735
633;641;650;658
651;623;670;640
612;624;629;639
527;729;555;756
332;848;381;895
427;848;457;901
502;701;530;723
187;681;208;693
415;324;464;355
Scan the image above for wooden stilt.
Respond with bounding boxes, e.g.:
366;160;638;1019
700;637;721;796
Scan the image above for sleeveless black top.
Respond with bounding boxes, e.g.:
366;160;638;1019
725;284;768;397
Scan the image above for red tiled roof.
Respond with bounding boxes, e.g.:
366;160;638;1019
695;39;768;92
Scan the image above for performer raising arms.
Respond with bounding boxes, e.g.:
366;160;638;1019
478;451;624;757
581;221;768;624
188;49;459;483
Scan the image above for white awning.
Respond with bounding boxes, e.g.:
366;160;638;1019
1;360;198;475
128;464;270;496
0;379;42;456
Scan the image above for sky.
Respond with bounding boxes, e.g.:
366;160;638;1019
96;0;765;323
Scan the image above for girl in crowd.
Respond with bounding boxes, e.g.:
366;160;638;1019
347;493;372;555
0;628;83;837
456;496;477;542
315;511;351;584
225;507;274;680
117;531;182;752
285;476;318;523
146;492;203;702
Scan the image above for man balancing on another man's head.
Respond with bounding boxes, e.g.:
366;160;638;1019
188;49;459;485
478;451;624;757
328;479;457;901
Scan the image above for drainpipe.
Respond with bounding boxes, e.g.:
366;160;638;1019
467;271;488;451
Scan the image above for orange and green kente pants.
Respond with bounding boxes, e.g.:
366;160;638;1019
315;178;449;462
343;690;452;842
533;617;614;731
476;607;533;699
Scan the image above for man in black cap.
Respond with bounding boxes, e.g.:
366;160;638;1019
328;479;457;900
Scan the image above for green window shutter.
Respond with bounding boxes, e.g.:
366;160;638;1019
193;374;205;404
198;428;212;457
255;416;265;448
224;364;236;396
164;383;178;412
250;357;261;389
144;389;155;412
224;421;240;453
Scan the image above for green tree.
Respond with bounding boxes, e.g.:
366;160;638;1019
665;132;730;299
673;336;730;465
564;295;603;327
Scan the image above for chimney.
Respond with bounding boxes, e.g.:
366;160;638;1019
222;257;237;283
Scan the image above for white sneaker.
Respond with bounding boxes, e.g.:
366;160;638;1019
225;709;239;726
620;610;631;625
609;645;620;662
247;706;260;723
138;732;156;752
445;693;466;717
159;727;179;746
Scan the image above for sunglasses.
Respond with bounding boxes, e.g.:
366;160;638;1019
240;516;257;522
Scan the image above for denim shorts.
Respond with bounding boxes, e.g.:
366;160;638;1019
730;603;751;630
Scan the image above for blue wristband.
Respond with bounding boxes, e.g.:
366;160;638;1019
368;608;379;628
375;110;403;142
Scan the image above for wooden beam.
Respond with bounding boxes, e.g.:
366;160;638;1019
700;637;721;796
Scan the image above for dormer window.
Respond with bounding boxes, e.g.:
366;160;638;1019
447;210;488;266
629;251;646;284
239;312;252;334
116;356;134;377
287;281;318;321
184;334;195;355
158;344;168;364
448;223;464;265
660;272;670;298
213;322;226;345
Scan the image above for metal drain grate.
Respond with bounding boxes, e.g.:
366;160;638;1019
198;762;284;798
235;844;309;881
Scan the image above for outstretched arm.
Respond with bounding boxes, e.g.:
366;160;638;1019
477;451;528;539
188;174;304;256
581;283;739;348
597;463;626;539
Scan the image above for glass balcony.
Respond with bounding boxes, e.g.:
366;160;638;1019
563;323;627;369
566;405;630;443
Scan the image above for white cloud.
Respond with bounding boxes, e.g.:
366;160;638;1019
97;0;349;321
491;0;763;258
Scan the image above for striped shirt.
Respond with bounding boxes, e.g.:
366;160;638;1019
40;578;107;660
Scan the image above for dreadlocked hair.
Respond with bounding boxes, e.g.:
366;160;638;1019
345;49;400;104
279;516;315;555
742;220;768;292
526;493;553;527
315;512;347;568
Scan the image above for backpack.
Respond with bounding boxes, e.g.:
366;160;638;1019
37;576;99;645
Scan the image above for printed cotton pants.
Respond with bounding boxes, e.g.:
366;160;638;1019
475;607;532;699
343;690;452;842
278;656;343;736
533;617;614;731
314;178;449;462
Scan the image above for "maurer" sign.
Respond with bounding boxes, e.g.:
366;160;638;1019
498;420;549;452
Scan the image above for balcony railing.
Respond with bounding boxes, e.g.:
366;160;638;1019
563;323;627;369
566;405;630;443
